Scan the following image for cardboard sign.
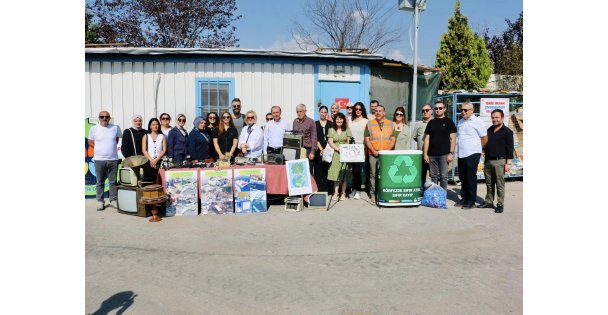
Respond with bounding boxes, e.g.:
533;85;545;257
339;144;365;163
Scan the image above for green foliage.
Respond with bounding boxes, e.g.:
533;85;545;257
435;1;493;90
85;11;102;44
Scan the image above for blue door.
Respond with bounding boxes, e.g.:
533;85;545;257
316;81;362;120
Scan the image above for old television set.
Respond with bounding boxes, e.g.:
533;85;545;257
281;147;307;161
117;185;146;216
307;192;328;210
118;167;138;186
283;134;303;148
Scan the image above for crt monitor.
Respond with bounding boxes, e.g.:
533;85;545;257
118;168;138;186
307;192;328;210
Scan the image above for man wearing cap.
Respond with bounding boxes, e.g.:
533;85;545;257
456;102;488;209
478;109;513;213
88;110;122;211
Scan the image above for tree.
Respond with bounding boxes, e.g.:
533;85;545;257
86;0;242;48
85;11;102;44
482;12;523;75
435;1;493;90
291;0;400;53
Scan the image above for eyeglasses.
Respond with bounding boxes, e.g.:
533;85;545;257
178;118;186;122
246;116;255;119
99;115;110;119
395;113;404;116
461;108;471;112
161;117;170;120
355;108;363;112
266;118;272;121
208;116;217;120
222;116;231;119
422;109;431;112
434;107;444;111
232;105;240;108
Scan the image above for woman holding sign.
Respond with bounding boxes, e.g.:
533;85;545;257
327;112;352;201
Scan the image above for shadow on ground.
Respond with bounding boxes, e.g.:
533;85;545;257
89;290;137;315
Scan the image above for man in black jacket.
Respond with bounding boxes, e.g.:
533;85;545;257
477;109;514;213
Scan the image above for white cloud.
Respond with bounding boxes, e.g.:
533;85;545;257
386;49;409;63
263;34;314;52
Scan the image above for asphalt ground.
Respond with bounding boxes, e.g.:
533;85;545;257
86;180;523;314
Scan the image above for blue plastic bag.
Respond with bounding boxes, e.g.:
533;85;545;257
421;183;448;209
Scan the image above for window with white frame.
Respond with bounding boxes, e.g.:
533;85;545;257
196;78;234;117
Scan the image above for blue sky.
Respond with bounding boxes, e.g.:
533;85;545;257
234;0;523;67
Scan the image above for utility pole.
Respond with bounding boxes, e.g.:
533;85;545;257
399;0;426;126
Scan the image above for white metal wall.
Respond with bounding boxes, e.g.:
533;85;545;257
85;61;315;130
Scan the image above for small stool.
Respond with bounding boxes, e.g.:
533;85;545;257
140;195;168;222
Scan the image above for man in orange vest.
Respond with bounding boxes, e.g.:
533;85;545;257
364;104;397;203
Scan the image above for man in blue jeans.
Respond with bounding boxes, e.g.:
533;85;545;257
423;101;456;191
456;102;488;209
88;110;122;211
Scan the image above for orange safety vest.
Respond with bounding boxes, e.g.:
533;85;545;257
366;118;394;153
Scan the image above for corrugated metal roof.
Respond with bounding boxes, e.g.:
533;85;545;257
85;47;385;61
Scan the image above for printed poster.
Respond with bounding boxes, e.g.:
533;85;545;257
200;169;234;215
286;159;313;196
480;98;510;128
339;144;365;163
233;168;267;213
165;171;199;216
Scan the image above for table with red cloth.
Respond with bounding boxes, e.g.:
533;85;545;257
158;164;317;200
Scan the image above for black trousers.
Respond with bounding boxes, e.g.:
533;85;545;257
313;152;330;192
458;153;481;205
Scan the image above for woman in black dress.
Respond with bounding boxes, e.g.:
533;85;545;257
313;105;333;192
212;110;239;163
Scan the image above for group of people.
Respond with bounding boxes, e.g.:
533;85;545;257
89;98;513;214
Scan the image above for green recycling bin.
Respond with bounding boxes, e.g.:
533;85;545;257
377;150;423;206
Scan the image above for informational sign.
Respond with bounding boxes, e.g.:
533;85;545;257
377;150;423;206
233;168;267;213
200;169;234;215
480;98;510;127
165;171;199;216
339;144;365;163
335;98;350;109
286;159;313;196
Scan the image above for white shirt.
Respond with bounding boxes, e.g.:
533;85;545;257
263;118;291;153
89;124;121;160
349;117;369;144
457;115;487;158
238;124;264;158
146;134;165;159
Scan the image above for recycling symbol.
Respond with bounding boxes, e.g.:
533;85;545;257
388;155;417;184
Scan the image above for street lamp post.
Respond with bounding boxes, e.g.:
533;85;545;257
399;0;426;126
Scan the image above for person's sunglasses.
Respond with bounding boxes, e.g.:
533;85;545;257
355;108;363;112
161;117;170;120
246;116;255;119
461;108;471;112
99;115;110;119
266;118;272;121
422;109;431;112
178;118;186;122
395;113;404;116
208;116;217;120
222;116;231;119
434;107;444;110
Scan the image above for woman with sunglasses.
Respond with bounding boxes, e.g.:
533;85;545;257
212;110;239;162
348;102;369;200
327;112;353;201
167;113;189;164
393;106;411;150
328;102;340;122
188;116;212;163
159;113;172;136
142;118;167;182
313;105;333;192
206;112;219;133
238;110;264;159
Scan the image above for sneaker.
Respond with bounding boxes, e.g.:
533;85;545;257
97;202;105;211
354;192;361;200
109;200;118;209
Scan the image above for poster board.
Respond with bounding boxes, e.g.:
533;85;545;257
200;169;234;215
286;159;313;196
233;168;268;213
480;98;510;128
164;170;199;216
339;144;365;162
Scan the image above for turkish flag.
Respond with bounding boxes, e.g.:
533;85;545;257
335;98;349;109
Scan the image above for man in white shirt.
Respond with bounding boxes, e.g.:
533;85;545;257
457;102;488;209
238;110;264;159
88;110;122;210
263;106;291;154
